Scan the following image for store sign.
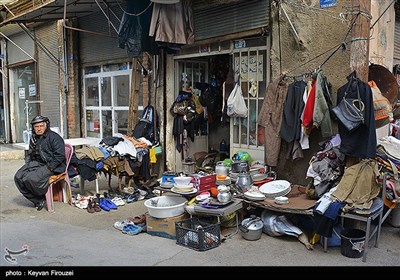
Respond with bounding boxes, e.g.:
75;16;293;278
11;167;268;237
234;40;246;49
234;55;264;82
320;0;337;8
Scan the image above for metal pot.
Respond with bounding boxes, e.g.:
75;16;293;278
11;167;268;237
239;215;264;241
231;160;249;173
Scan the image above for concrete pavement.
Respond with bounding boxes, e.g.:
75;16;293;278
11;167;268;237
0;151;399;271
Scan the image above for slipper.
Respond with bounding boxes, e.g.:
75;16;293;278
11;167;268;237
130;214;146;225
121;224;142;235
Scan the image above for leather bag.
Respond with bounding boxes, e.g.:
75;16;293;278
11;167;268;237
332;79;365;132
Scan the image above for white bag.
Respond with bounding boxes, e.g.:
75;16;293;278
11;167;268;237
227;82;248;118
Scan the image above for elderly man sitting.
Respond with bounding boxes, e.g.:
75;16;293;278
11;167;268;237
14;116;66;211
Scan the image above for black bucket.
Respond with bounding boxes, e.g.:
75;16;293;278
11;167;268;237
340;228;366;258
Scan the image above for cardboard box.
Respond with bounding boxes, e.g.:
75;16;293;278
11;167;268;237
146;212;189;239
197;183;216;192
190;174;216;192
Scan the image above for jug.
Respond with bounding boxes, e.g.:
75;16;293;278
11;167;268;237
215;161;228;180
235;172;252;193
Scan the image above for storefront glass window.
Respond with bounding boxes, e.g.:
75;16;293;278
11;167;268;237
83;63;131;139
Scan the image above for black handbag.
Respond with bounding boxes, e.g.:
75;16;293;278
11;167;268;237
332;79;365;132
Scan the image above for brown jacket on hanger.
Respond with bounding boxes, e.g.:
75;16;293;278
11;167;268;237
258;78;290;167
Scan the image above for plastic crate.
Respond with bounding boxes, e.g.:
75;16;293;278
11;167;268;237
175;217;221;251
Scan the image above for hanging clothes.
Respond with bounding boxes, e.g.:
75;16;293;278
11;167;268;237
302;79;316;132
336;74;377;159
117;0;159;57
149;0;195;46
280;80;307;143
313;69;333;138
258;78;290;167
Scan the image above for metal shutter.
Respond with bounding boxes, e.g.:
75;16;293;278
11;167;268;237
36;22;61;128
394;17;400;64
192;0;269;41
79;9;127;64
6;31;34;65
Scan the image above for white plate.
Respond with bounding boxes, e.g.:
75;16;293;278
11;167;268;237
173;183;194;191
171;187;198;195
244;191;266;201
196;192;211;201
259;180;291;198
160;181;174;189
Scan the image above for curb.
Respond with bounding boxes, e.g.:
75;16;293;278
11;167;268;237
0;150;25;160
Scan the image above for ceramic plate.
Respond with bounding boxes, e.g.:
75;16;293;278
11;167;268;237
171;187;198;195
160;181;174;189
259;180;291;198
244;191;266;201
173;183;194;191
196;191;211;201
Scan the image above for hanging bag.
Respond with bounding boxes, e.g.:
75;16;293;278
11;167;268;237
227;80;248;118
331;78;365;132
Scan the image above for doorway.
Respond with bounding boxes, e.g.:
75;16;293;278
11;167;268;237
9;63;38;143
172;42;268;171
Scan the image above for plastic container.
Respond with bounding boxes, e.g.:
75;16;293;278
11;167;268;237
144;196;188;218
387;207;400;228
340;228;366;258
175;217;221;251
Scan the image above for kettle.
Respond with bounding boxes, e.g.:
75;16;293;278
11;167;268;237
235;172;252;193
239;215;264;241
217;185;232;203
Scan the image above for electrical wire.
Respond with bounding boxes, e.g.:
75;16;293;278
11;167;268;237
284;12;360;76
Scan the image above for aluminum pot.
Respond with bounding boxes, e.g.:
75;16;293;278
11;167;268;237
231;160;249;173
239;215;264;241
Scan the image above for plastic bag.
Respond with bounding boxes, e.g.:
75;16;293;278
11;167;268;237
227;82;248;118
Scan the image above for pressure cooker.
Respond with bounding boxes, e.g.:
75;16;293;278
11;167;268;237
239;215;264;241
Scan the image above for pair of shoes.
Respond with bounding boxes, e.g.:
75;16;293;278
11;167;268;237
121;224;142;235
111;197;125;206
36;199;45;211
99;197;118;211
87;198;101;213
113;219;134;231
126;192;140;203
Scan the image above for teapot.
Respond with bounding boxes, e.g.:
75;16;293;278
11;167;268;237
235;172;252;193
217;185;232;203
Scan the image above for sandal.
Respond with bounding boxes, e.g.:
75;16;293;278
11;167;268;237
129;214;146;225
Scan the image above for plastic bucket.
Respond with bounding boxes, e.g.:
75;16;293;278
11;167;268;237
340;228;366;258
